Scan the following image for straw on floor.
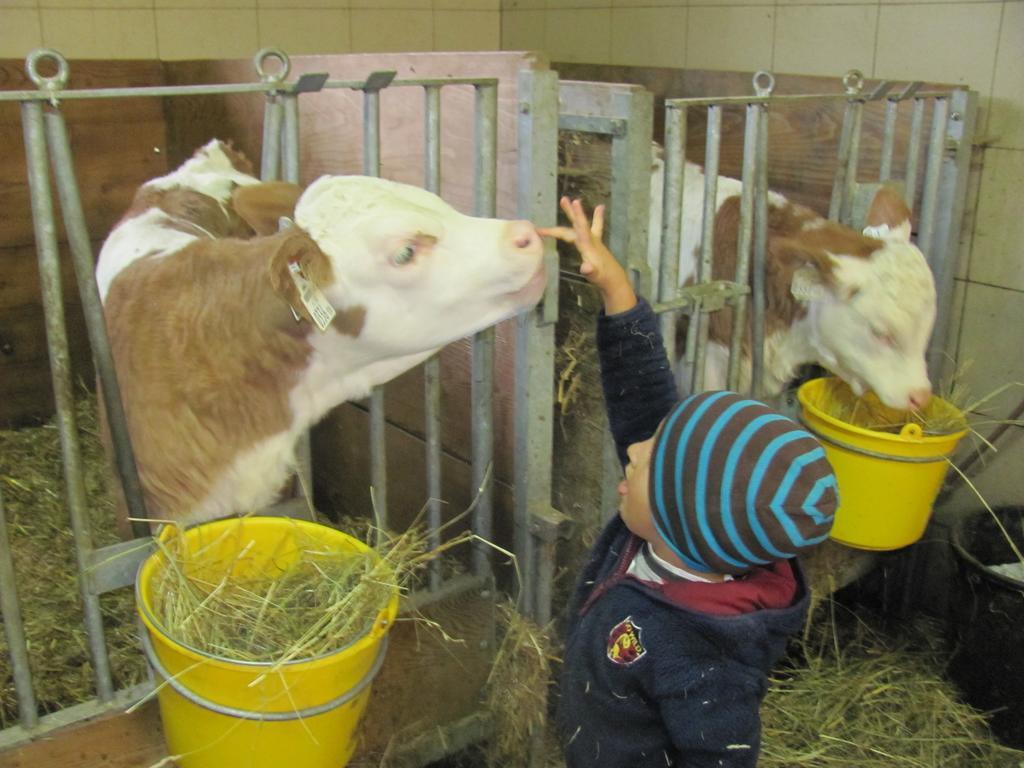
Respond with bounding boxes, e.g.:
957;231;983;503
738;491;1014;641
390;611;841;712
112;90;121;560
759;604;1024;768
0;394;145;728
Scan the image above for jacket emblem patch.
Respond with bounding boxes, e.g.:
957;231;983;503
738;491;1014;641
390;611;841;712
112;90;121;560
607;615;646;666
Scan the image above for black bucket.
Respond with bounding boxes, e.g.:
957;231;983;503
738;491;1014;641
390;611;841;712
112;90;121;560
948;505;1024;749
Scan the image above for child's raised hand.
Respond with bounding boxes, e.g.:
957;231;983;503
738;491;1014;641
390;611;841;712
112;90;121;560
538;197;637;315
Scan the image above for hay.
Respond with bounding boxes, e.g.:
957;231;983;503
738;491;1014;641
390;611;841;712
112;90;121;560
0;392;145;729
760;606;1024;768
805;377;968;436
150;517;470;667
482;601;555;767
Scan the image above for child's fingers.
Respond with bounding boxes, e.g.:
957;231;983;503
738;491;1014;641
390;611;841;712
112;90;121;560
537;226;576;243
592;204;605;241
570;199;593;247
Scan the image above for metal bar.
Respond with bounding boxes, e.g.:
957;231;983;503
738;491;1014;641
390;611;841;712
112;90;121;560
403;573;492;614
658;104;686;361
282;93;300;184
43;107;150;538
692;105;721;394
660;88;954;109
261;93;283;182
0;488;39;729
879;99;899;181
829;101;856;221
917;97;949;261
751;105;770;399
471;83;498;578
324;76;500;90
0;681;153;751
905;98;926;214
533;526;558;628
86;539;154;594
727;104;760;392
280;92;314;517
514;69;558;619
362;87;388;528
557;114;626;136
0;76;499;103
611;87;655;303
927;89;977;381
423;85;444;592
21;100;114;702
840;100;864;225
14;73;956;106
381;712;493;766
601;86;654;516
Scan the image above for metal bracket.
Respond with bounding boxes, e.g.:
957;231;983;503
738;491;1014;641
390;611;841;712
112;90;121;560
528;505;575;543
558;113;627;137
654;279;749;315
291;72;329;94
362;70;397;93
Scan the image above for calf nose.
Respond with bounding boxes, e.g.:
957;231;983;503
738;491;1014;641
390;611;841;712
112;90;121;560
508;220;539;252
908;386;932;410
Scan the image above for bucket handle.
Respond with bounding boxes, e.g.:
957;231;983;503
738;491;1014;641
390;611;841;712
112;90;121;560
139;629;389;721
800;421;951;464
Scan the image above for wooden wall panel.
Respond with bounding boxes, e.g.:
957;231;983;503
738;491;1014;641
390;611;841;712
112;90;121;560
0;59;170;425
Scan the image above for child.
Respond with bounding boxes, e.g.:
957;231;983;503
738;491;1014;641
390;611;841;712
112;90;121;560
539;198;838;768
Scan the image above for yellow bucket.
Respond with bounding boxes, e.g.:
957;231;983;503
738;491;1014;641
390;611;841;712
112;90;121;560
797;378;967;550
136;517;399;768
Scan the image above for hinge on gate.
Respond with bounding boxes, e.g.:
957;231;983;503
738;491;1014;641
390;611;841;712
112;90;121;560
529;505;574;542
655;279;749;315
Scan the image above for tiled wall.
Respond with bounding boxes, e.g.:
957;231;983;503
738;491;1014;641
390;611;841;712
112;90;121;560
503;0;1023;516
0;0;500;60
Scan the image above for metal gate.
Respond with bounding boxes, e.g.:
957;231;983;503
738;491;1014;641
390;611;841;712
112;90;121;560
0;47;561;764
554;68;976;534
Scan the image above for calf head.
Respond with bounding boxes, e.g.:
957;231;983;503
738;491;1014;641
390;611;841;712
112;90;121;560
236;175;546;362
772;188;936;411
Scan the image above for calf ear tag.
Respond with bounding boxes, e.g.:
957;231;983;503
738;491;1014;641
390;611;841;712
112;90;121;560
288;261;336;332
790;267;828;303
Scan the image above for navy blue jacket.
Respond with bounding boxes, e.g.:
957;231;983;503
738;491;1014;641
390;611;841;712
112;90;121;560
556;298;809;767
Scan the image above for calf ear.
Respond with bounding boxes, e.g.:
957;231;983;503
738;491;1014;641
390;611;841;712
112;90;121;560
865;186;912;243
267;228;335;323
770;237;859;302
232;182;304;236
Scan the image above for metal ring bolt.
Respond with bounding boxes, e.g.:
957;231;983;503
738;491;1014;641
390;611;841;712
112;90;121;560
752;70;776;98
25;48;70;92
254;48;291;84
842;69;866;96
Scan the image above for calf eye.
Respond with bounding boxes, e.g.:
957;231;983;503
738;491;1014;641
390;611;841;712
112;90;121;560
872;329;896;348
392;244;416;266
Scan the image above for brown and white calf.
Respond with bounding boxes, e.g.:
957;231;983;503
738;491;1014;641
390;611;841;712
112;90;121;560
648;159;936;410
98;139;545;528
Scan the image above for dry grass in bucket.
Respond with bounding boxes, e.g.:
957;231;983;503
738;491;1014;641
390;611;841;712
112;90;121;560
145;466;502;670
806;371;1023;440
805;377;969;436
148;519;468;669
759;604;1024;768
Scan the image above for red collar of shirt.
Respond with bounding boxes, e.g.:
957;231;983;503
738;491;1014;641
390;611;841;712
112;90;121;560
639;557;800;616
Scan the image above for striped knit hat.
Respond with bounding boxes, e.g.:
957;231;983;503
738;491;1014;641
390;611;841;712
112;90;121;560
649;391;838;575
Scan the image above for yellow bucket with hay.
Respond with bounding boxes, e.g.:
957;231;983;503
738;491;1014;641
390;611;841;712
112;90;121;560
797;378;968;551
136;516;399;768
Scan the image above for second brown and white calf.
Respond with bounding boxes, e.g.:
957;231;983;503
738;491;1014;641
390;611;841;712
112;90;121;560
648;159;936;411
